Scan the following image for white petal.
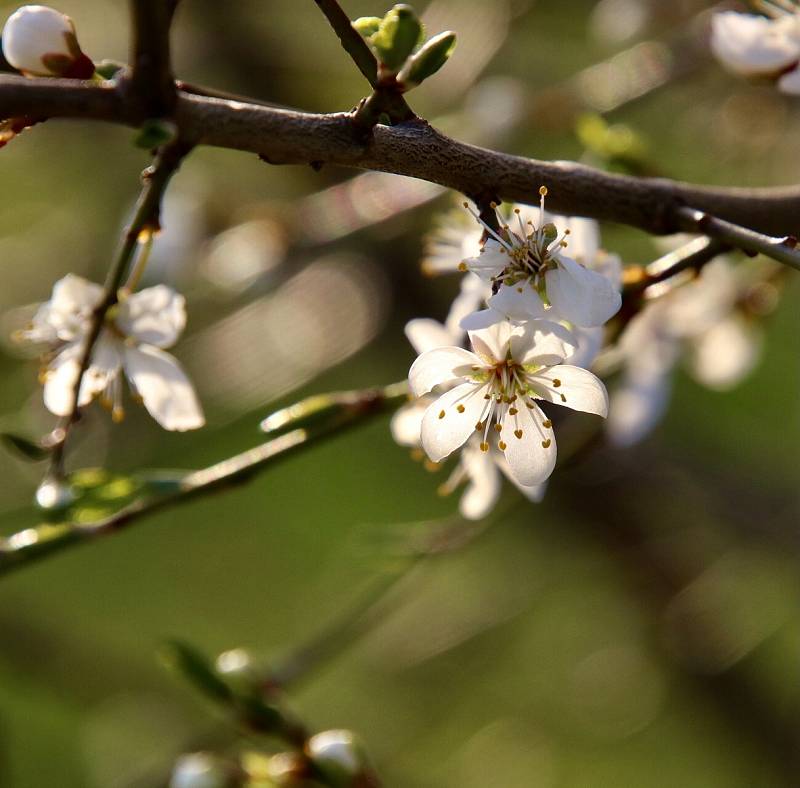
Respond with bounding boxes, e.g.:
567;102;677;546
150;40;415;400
565;326;604;370
486;283;547;322
459;443;502;520
500;401;557;487
405;318;457;355
420;382;488;463
513;320;577;366
464;239;508;281
562;216;599;266
689;316;761;390
116;285;187;348
409;346;480;397
468;321;514;363
493;450;547;502
546;255;622;327
530;364;609;417
50;274;103;314
778;65;800;94
123;345;204;431
79;333;123;404
459;308;503;331
390;400;426;447
444;273;491;336
43;345;82;417
606;368;671;448
711;11;800;76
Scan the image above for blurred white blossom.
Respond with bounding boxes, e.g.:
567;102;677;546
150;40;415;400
21;274;204;431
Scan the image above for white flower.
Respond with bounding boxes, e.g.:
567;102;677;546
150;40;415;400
306;730;369;782
169;753;227;788
2;5;94;78
710;10;800;78
23;274;204;431
607;258;764;446
420;205;484;276
409;321;608;487
461;190;621;328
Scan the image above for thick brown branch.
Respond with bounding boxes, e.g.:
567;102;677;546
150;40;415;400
2;76;800;237
129;0;177;116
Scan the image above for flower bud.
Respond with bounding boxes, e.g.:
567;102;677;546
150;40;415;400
2;5;94;78
396;30;456;88
306;730;371;786
169;753;231;788
369;4;423;72
35;476;74;511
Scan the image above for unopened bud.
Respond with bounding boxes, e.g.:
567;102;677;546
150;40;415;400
2;5;94;78
35;476;74;511
306;730;371;786
396;30;456;88
169;753;230;788
369;4;423;72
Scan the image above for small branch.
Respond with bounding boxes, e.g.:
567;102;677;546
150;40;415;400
312;0;379;87
1;383;408;577
676;206;800;271
47;140;193;479
642;236;729;289
129;0;177;117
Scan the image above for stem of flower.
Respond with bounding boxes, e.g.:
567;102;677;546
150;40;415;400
46;140;193;480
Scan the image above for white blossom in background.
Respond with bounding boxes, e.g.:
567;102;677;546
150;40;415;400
607;258;765;447
710;7;800;95
409;320;608;487
169;753;227;788
420;205;484;277
460;189;621;329
20;274;204;431
1;5;94;78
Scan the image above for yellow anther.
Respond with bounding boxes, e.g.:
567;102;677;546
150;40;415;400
526;402;535;409
542;419;552;428
514;208;520;214
541;439;551;449
480;441;489;452
462;201;469;208
438;410;446;419
456;404;465;413
552;378;561;387
514;429;523;439
475;421;484;431
509;407;518;415
498;440;507;451
493;423;502;432
490;201;498;208
539;185;548;196
112;406;125;424
560;393;567;402
424;459;440;472
458;262;468;271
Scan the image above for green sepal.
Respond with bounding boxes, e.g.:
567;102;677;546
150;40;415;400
133;118;179;150
93;59;126;80
397;30;456;88
352;16;382;38
160;640;235;705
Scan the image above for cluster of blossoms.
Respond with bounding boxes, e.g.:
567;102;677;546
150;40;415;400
711;2;800;94
395;190;622;519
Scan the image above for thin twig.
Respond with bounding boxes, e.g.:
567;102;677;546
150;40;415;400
1;383;408;576
3;76;800;237
676;206;800;271
642;236;730;289
47;141;192;479
312;0;379;87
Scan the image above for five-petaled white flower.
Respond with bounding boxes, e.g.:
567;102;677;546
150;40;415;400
23;274;204;431
461;188;621;329
2;5;94;78
710;7;800;95
409;320;608;487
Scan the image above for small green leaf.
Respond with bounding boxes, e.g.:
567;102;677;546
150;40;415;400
397;30;456;88
370;5;423;71
93;59;125;80
160;640;234;705
352;16;382;38
133;118;179;150
1;432;50;461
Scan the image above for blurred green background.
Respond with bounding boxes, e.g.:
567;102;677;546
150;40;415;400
1;0;799;785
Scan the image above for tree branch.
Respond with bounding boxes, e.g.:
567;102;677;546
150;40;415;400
312;0;379;87
128;0;177;117
2;76;800;240
0;383;408;576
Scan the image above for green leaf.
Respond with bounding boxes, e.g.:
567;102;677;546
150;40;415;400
370;5;423;71
397;30;456;88
93;59;125;80
1;432;50;461
133;118;179;150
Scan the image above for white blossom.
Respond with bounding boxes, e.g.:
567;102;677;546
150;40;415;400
22;274;204;431
607;258;763;447
2;5;93;78
169;754;227;788
409;321;608;487
460;189;621;329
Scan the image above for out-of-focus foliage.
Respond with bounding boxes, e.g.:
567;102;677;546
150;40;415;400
0;1;799;786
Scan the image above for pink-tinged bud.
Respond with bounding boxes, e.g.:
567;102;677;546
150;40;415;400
2;5;94;78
